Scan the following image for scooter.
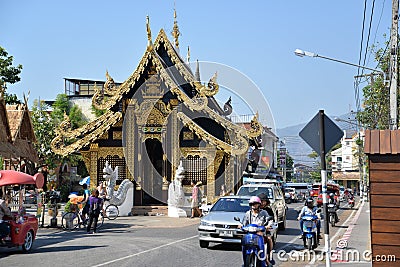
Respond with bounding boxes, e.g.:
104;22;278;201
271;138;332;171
327;203;337;227
301;214;320;250
348;197;355;209
234;217;267;267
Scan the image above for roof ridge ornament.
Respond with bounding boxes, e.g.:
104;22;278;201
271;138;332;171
187;46;190;63
146;15;153;49
172;9;180;50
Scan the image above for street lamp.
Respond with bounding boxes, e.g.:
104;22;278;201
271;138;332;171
294;49;384;75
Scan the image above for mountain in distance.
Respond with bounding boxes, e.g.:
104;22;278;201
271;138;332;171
276;112;357;165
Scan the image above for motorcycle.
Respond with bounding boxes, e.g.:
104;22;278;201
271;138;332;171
348;197;355;209
234;217;268;267
301;213;320;250
327;203;337;227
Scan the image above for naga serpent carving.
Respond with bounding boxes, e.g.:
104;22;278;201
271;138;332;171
103;161;133;206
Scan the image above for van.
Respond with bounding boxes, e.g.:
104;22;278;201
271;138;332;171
236;183;287;231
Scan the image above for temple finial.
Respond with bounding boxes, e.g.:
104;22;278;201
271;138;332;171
195;60;201;82
187;46;190;63
172;9;180;49
146;15;152;47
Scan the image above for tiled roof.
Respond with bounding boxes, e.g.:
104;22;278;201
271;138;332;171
364;129;400;154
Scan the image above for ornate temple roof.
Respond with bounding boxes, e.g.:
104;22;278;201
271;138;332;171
51;17;262;157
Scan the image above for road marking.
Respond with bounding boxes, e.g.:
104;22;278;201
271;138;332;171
306;200;365;266
91;235;198;267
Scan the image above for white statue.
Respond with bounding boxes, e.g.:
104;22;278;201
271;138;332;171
168;161;187;217
103;161;134;216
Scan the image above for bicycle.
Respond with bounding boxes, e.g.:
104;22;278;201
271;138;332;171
62;208;105;231
102;201;119;220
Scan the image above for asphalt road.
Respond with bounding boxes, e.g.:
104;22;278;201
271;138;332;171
0;200;357;267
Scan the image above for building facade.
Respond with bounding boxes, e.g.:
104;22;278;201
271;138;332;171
51;16;272;206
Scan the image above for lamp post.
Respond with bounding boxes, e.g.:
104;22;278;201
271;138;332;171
294;49;385;75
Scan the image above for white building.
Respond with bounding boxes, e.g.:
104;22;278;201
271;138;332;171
331;130;362;189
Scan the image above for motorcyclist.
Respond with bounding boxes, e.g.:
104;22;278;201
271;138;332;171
297;197;322;239
258;193;276;266
239;196;273;267
328;193;339;223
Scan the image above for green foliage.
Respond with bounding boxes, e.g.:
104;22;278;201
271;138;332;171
31;100;60;169
69;105;86;128
31;94;89;177
4;92;21;105
91;105;106;117
51;94;70;123
356;35;400;129
0;46;22;85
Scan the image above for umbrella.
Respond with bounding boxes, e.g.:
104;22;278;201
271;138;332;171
79;176;90;185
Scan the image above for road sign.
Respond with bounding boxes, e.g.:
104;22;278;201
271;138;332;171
299;111;343;155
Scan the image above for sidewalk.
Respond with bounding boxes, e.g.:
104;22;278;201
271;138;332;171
32;204;200;231
280;199;372;267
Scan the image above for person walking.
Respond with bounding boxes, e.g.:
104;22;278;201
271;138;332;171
190;181;202;218
86;189;103;234
0;190;11;244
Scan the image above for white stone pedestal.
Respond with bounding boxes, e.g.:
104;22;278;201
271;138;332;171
168;206;187;217
117;186;134;216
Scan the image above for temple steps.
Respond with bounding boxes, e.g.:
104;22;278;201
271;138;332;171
131;205;169;216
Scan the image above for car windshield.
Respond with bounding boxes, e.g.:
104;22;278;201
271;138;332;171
236;186;274;199
210;198;250;212
284;188;295;193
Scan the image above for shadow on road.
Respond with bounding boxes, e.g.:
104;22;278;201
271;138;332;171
207;243;241;251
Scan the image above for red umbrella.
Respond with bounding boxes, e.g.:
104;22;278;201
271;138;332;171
0;170;44;189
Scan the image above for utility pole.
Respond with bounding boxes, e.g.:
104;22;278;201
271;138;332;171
389;0;399;130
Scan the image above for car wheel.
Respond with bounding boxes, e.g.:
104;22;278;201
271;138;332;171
199;240;209;248
22;230;34;252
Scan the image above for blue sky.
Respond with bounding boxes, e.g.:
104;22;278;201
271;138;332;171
1;1;391;129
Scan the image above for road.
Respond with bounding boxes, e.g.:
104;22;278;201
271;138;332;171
0;200;361;267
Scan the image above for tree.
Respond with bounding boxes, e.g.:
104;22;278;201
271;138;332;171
0;46;23;105
0;46;22;85
31;100;60;169
356;36;400;129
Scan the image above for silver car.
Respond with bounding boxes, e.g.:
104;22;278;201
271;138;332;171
198;196;251;248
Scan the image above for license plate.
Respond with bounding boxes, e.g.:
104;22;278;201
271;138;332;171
219;230;233;237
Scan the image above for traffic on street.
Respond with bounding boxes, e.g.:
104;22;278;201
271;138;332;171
0;196;370;267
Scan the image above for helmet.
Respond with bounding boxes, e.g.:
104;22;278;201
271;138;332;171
258;193;267;201
329;193;335;197
249;196;261;205
306;198;314;205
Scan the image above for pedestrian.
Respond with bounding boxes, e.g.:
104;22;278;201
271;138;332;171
87;189;103;234
190;181;202;218
0;190;12;244
219;184;227;196
81;183;90;221
97;181;107;200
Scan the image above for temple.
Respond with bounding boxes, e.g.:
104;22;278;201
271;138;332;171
51;14;270;206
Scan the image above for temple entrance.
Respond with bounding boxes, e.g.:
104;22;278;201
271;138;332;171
142;138;164;205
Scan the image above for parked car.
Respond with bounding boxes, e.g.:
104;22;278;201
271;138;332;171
25;189;37;205
236;182;287;230
198;196;251;248
284;187;298;203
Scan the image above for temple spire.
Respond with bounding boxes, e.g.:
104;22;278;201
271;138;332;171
195;60;201;82
146;15;153;48
172;9;180;50
187;46;190;63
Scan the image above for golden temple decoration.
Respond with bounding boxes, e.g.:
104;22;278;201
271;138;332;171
171;9;180;49
246;112;263;138
146;15;152;47
51;110;122;156
198;71;219;97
